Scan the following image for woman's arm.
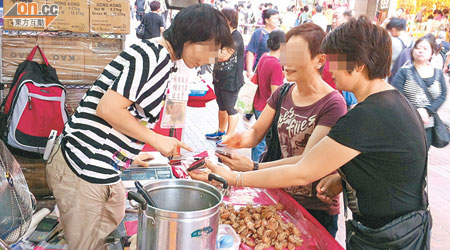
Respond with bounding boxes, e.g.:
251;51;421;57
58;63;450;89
222;105;276;148
391;68;407;95
191;136;360;188
258;125;332;169
97;89;192;157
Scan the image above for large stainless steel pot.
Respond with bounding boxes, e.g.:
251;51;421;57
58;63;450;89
128;174;228;250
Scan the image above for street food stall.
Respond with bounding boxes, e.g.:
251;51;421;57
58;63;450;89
122;148;344;250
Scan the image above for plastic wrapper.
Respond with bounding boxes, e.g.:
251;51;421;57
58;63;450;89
160;62;192;129
1;34;123;85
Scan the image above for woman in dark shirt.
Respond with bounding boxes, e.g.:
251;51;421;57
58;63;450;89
392;35;447;149
205;8;245;142
191;16;431;249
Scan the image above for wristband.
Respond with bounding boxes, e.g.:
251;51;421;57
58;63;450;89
253;161;259;171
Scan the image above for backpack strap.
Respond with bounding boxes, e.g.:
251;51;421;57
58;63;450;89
395;37;407;50
272;83;293;142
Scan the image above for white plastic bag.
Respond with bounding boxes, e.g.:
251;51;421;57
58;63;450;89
234;76;257;114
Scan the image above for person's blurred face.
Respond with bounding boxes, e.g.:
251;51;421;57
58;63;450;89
327;54;357;91
280;35;324;82
412;40;433;63
332;12;346;29
182;40;219;68
265;14;280;29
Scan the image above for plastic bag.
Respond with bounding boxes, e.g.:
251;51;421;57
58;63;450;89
234;77;257;114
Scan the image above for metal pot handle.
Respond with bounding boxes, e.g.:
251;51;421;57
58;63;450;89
142;210;156;225
208;173;228;189
127;191;147;210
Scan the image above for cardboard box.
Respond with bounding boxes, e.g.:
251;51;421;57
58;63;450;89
1;35;85;84
84;37;123;83
2;36;123;85
89;0;130;34
3;0;89;33
1;36;43;83
39;36;86;83
3;0;47;31
46;0;89;33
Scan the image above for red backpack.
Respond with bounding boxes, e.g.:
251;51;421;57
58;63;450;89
0;46;68;158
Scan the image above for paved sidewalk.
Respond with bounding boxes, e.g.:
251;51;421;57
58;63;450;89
182;92;450;249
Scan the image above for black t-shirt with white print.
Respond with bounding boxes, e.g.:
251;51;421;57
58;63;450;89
327;90;428;228
62;40;173;184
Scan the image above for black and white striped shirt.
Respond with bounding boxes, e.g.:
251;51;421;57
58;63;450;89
62;40;173;184
392;65;447;128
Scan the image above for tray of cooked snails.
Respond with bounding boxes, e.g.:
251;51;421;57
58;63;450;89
220;187;344;250
220;203;303;250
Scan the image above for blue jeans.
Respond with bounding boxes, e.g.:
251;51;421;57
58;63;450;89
251;109;266;162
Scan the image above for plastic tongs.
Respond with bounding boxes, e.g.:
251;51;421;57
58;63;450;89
134;181;157;208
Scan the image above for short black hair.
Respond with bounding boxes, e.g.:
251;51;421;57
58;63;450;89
163;4;233;59
262;8;279;24
315;5;323;13
221;8;239;29
328;4;333;9
150;1;160;11
321;16;391;80
386;17;406;31
267;30;285;51
304;6;309;12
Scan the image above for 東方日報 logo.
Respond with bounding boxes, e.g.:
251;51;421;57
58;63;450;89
4;1;59;28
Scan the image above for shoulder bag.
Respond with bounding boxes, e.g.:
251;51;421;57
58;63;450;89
260;83;293;163
136;15;146;39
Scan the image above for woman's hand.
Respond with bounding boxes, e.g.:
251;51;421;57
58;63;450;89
189;159;237;185
132;152;155;167
316;174;342;204
153;134;192;157
221;132;248;148
216;152;253;172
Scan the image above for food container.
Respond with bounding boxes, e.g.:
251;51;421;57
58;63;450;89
128;174;228;250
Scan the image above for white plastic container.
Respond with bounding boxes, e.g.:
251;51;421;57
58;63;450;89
216;224;240;250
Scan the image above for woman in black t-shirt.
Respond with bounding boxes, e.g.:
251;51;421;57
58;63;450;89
191;16;431;249
205;8;245;142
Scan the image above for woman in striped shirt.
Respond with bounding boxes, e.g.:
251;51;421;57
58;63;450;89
45;4;234;250
392;35;447;150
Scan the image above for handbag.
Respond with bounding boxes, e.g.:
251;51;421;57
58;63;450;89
345;210;432;250
410;67;450;148
136;15;146;39
431;112;450;148
260;83;293;163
